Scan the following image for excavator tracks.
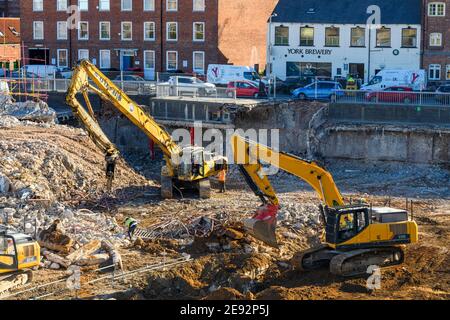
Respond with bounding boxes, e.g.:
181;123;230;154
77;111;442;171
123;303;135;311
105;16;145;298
291;244;337;271
329;246;404;277
0;270;33;298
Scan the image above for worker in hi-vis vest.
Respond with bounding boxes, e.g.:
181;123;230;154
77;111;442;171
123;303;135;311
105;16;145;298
217;169;227;193
123;217;138;240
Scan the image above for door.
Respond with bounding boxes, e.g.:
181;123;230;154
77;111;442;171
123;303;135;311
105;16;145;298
122;56;132;71
349;63;365;80
143;50;155;80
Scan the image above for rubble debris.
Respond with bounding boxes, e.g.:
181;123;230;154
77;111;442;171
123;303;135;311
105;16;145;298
0;115;20;128
38;219;74;253
0;174;12;194
203;287;246;300
42;250;71;269
76;253;110;266
102;240;123;270
66;239;101;263
0;95;56;123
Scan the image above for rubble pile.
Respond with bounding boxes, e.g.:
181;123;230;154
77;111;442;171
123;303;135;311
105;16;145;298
0;95;56;124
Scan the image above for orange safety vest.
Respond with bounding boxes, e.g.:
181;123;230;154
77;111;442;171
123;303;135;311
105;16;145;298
218;170;226;182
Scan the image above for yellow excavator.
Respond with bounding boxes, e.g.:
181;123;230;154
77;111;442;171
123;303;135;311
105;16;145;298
66;60;227;198
0;228;40;295
231;134;418;276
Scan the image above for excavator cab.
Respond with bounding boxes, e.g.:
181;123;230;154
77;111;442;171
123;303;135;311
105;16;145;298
323;206;369;245
0;233;18;272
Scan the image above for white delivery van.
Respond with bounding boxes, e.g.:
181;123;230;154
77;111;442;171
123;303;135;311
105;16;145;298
361;69;427;91
22;65;59;78
207;64;264;86
0;80;9;95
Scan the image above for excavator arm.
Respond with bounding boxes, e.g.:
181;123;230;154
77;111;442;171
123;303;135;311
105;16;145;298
66;60;182;190
231;134;345;247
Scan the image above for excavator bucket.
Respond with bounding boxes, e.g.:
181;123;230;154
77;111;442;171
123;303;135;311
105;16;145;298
244;204;278;248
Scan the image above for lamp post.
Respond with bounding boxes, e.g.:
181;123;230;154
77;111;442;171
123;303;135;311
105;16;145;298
267;13;277;98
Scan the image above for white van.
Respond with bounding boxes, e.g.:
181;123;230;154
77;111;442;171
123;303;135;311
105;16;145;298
207;64;263;86
21;65;59;78
0;80;9;95
361;69;427;91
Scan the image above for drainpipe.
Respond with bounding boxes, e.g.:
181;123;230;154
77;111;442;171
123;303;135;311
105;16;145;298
160;0;164;73
367;26;371;83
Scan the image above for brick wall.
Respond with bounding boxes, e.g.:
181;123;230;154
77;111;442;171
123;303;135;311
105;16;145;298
422;0;450;82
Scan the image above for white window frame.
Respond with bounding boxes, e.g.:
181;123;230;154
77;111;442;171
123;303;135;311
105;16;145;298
33;21;44;40
57;0;68;11
99;0;110;11
144;22;156;41
33;0;43;12
167;0;178;11
144;50;156;69
166;51;178;71
430;32;442;46
78;21;89;40
99;50;111;69
57;49;68;68
429;64;441;80
144;0;155;11
57;21;68;40
193;51;205;73
121;22;133;41
193;22;205;42
193;0;205;12
78;49;89;61
78;0;89;11
166;22;178;41
428;2;446;16
99;21;111;40
121;0;133;11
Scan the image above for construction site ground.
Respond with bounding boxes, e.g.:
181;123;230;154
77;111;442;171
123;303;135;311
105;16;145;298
1;124;449;300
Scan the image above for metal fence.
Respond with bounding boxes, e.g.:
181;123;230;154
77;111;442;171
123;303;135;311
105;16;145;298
156;84;236;100
331;89;450;106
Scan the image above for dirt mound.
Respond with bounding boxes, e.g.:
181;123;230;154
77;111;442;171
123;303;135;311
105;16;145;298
203;287;246;300
133;237;179;257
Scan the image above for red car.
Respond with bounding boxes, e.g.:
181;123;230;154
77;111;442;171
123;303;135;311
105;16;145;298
226;80;264;98
365;86;417;104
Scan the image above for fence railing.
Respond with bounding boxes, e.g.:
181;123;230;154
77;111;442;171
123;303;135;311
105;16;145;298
156;84;236;100
331;89;450;106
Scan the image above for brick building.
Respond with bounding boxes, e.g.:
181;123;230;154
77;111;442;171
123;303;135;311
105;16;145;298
0;18;21;70
422;0;450;84
0;0;20;17
20;0;277;79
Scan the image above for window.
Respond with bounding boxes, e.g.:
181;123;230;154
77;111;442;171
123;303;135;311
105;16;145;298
430;33;442;46
428;2;446;16
402;28;417;48
99;22;111;40
193;22;205;41
33;0;43;11
99;50;111;69
429;64;441;80
121;22;133;40
78;22;89;40
300;27;314;46
325;27;339;46
57;0;68;11
78;49;89;61
376;27;391;47
99;0;110;11
193;0;205;11
79;0;88;11
193;51;205;73
447;65;450;80
144;50;155;69
144;0;155;11
167;0;178;11
33;21;44;40
166;51;178;70
144;22;155;40
57;49;68;67
122;0;132;11
351;27;365;47
274;26;289;46
167;22;177;41
57;21;68;40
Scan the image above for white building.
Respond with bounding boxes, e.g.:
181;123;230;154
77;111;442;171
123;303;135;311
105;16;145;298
267;0;422;82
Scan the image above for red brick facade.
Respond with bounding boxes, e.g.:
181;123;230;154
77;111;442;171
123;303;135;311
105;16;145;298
0;18;21;68
20;0;278;79
422;0;450;83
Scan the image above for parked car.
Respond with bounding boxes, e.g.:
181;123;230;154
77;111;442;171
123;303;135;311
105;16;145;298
436;85;450;105
167;76;216;96
278;76;312;94
365;86;417;104
114;75;153;94
226;80;267;98
292;81;344;100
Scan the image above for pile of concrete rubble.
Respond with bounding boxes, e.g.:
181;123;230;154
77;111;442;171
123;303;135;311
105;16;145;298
0;94;56;126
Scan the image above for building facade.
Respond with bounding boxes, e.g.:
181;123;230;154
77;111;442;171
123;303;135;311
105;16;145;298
268;0;422;82
422;0;450;84
0;0;20;17
20;0;277;79
0;18;21;70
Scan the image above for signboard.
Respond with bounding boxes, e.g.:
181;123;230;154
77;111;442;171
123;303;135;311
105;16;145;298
287;48;332;56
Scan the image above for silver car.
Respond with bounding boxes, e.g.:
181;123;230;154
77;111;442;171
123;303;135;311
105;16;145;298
167;76;216;96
